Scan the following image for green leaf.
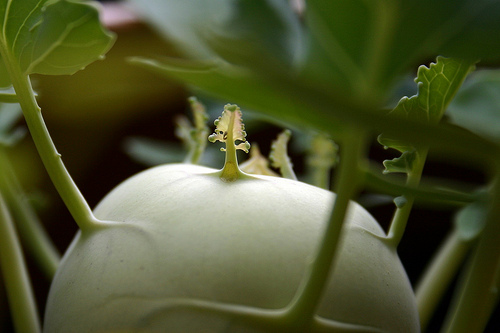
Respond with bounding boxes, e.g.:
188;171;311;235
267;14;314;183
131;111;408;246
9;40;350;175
382;150;418;175
129;55;499;167
128;0;304;66
0;56;10;87
0;103;26;146
447;69;500;143
378;56;475;173
130;0;500;104
304;0;500;97
0;0;115;79
454;199;488;241
0;87;19;103
129;57;335;134
390;57;475;124
269;129;297;180
123;137;186;166
393;196;408;209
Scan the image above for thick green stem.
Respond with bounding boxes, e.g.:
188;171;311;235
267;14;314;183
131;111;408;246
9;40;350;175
0;147;60;279
415;230;472;331
0;191;41;333
441;170;500;333
283;130;367;330
387;148;428;247
0;48;101;231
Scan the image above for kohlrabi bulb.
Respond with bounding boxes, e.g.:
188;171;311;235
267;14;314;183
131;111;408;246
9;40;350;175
43;105;420;332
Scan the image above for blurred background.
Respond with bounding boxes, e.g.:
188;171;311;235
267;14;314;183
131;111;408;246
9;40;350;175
0;1;498;332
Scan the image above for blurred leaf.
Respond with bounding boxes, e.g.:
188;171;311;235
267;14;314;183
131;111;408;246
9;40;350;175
128;0;231;59
0;0;115;81
124;136;223;169
129;56;498;165
447;69;500;143
129;0;304;66
129;57;341;134
304;0;500;98
123;137;186;166
0;57;10;87
454;199;487;241
0;87;19;103
128;0;500;165
393;195;408;208
175;97;209;164
269;129;296;180
131;0;500;102
0;103;26;146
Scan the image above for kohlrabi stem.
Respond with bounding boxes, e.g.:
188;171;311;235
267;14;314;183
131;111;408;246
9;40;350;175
387;148;428;247
415;230;472;331
284;130;367;330
441;169;500;333
2;56;101;231
0;147;60;279
0;191;41;333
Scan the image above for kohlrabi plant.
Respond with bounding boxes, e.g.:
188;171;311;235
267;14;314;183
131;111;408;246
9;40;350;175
1;0;500;333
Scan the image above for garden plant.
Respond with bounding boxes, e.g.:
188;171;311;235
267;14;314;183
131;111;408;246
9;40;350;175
1;0;500;332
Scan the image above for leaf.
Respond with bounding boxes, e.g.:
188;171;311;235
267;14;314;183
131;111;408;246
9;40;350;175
130;0;500;103
0;56;10;87
378;56;475;173
208;104;250;153
304;0;500;97
389;57;475;124
127;0;500;167
0;103;26;146
269;129;292;169
123;137;186;166
269;129;297;180
0;87;19;103
239;144;278;177
382;150;418;175
128;0;304;66
0;0;115;81
454;199;488;241
447;69;500;143
129;56;498;165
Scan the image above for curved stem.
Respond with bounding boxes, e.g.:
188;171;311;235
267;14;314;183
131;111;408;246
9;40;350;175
415;230;472;331
387;148;428;247
441;169;500;333
0;147;60;278
362;163;476;207
0;46;102;231
283;130;367;330
0;190;41;333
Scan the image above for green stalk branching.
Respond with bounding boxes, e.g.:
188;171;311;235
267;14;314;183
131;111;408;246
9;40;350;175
0;191;41;333
442;165;500;333
386;148;428;247
0;147;60;279
0;46;103;232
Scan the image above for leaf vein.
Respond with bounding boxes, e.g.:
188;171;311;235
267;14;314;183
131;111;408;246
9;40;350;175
26;11;92;74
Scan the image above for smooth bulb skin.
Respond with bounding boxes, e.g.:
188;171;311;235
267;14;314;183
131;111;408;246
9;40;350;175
43;163;420;332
